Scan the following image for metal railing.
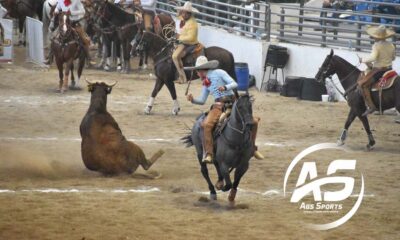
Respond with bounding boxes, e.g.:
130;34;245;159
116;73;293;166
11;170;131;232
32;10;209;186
155;0;400;55
270;0;400;55
156;0;271;40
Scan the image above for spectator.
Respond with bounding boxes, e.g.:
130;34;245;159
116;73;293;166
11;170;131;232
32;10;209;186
319;0;351;28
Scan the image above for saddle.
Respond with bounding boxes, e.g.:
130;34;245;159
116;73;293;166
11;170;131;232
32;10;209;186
371;70;398;91
203;102;234;138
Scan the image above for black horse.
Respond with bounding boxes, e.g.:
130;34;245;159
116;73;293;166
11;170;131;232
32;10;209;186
1;0;45;45
182;95;254;203
315;50;400;149
96;0;139;73
131;31;237;115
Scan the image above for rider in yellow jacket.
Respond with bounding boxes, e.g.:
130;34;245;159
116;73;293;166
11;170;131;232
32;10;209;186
172;1;199;84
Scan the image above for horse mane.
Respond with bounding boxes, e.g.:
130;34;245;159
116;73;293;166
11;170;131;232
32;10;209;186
333;55;360;73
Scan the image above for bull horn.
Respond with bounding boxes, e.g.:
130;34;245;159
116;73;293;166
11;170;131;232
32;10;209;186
85;78;96;85
106;81;118;87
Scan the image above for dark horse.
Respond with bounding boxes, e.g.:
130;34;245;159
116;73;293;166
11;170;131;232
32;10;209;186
135;12;176;70
315;50;400;149
0;0;45;45
182;95;255;203
51;12;85;93
131;31;237;115
96;0;139;73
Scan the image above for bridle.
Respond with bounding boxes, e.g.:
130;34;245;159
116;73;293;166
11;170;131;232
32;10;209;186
133;32;174;66
318;55;361;98
227;98;253;135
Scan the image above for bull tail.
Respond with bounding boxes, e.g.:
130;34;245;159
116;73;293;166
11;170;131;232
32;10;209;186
181;134;193;148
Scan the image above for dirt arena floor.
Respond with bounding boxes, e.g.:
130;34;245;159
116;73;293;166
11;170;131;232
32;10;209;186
0;46;399;240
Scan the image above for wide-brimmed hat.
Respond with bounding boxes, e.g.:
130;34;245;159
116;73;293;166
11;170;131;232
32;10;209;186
176;2;199;13
184;56;219;71
366;25;395;40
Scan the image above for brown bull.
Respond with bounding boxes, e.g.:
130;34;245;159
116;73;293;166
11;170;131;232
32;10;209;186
80;80;164;175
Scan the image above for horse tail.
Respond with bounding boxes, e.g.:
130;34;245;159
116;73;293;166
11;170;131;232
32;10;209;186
181;134;193;148
227;51;237;82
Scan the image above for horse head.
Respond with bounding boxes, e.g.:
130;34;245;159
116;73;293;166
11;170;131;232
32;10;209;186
131;31;169;58
315;49;335;83
58;12;72;37
232;94;254;130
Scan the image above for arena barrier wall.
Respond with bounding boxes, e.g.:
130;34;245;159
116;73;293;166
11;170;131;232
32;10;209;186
26;17;45;66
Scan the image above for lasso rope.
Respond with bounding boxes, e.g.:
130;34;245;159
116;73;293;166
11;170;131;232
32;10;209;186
162;23;175;41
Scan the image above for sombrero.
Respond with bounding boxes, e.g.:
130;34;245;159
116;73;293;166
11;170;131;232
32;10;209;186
184;56;219;71
366;25;395;40
176;2;199;13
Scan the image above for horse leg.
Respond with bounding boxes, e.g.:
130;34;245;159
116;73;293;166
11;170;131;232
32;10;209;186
337;110;357;146
62;60;72;93
124;42;131;73
138;52;144;69
358;115;375;150
76;56;85;89
141;50;148;70
145;78;164;114
220;162;232;192
214;160;224;191
103;38;112;71
116;40;122;71
56;60;63;93
69;63;75;88
198;153;217;200
18;17;25;45
164;78;180;115
229;161;249;203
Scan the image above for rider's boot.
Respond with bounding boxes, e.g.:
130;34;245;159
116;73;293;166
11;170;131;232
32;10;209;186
201;108;222;164
362;85;376;116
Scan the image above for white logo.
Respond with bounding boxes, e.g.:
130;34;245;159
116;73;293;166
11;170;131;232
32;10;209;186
283;143;364;231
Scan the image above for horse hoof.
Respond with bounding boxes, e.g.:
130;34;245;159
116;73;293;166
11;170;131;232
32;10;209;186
69;86;81;90
210;194;217;201
144;106;152;115
172;108;180;115
337;139;345;146
366;144;374;151
117;65;122;71
222;184;232;192
228;189;237;202
215;181;224;190
103;65;110;71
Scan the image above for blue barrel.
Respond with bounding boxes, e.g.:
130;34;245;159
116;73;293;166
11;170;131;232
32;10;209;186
235;62;249;91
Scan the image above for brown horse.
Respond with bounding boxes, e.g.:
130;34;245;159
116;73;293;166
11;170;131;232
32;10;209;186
315;50;400;150
131;31;237;115
0;0;45;45
51;12;86;93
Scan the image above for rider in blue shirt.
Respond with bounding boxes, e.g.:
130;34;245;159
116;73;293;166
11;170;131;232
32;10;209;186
186;56;264;163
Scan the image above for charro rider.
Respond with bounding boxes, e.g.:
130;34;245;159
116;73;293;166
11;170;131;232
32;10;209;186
45;0;94;66
172;1;199;84
358;25;396;116
185;56;264;164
